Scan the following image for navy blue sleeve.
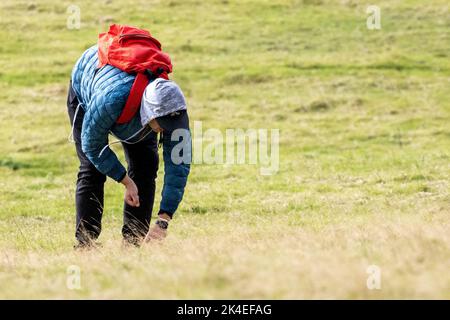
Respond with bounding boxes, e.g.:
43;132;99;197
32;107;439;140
159;129;191;216
81;90;127;182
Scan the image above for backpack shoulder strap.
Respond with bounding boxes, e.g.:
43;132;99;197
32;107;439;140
116;72;149;124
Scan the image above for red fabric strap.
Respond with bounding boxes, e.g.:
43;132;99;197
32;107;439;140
116;73;149;124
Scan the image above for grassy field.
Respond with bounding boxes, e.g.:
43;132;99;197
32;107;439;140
0;0;449;299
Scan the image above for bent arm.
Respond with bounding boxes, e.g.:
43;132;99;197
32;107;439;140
81;92;127;182
159;129;191;217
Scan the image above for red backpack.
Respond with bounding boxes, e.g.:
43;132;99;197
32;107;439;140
97;24;173;124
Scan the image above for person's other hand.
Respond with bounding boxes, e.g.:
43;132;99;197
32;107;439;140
144;214;171;242
144;223;167;242
121;174;140;207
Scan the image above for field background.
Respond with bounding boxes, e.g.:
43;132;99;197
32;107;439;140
0;0;449;299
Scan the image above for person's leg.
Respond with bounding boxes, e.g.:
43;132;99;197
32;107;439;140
67;82;107;246
121;135;159;245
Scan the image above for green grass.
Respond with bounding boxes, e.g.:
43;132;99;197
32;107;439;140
0;0;449;299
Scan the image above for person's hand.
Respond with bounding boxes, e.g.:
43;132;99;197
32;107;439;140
121;174;140;207
145;223;167;242
144;214;171;242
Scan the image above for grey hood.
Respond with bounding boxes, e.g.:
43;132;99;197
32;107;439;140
140;78;187;127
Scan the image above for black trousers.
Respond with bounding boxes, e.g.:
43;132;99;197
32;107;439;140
67;83;159;246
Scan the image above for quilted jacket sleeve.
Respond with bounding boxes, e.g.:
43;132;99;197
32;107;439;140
81;88;127;182
159;129;191;216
